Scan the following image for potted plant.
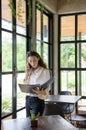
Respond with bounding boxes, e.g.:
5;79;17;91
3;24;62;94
30;110;40;127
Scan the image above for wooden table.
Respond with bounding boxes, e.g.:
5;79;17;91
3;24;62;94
2;115;78;130
45;95;81;104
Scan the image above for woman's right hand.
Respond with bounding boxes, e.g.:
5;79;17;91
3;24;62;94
26;62;31;73
24;62;31;81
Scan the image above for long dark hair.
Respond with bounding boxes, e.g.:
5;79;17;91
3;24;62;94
27;51;47;69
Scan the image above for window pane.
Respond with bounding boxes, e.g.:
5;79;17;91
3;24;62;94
36;40;41;55
16;0;26;35
77;42;86;68
49;45;53;69
61;71;75;95
77;71;86;96
77;15;86;40
17;35;26;71
36;9;41;40
43;43;48;66
17;73;26;110
60;44;75;68
17;109;26;118
60;16;75;41
2;31;12;72
78;98;86;115
2;74;12;117
43;14;48;42
2;0;12;30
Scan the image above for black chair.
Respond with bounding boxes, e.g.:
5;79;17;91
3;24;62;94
70;114;86;130
70;96;86;129
58;91;74;115
43;103;65;118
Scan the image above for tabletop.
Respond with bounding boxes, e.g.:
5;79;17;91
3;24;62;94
45;95;81;104
2;115;78;130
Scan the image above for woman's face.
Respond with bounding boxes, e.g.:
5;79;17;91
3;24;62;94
27;56;39;69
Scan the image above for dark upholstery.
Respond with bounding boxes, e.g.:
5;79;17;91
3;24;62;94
58;91;74;114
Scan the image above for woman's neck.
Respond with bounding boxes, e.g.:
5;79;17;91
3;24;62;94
33;65;40;71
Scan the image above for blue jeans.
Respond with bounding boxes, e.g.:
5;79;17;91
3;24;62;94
25;96;45;117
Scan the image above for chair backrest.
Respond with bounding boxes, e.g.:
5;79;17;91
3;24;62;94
59;91;72;95
43;103;64;118
58;91;74;114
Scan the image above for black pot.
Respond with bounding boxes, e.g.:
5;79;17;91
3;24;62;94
31;120;38;127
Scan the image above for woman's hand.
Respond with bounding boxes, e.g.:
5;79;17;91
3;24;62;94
23;62;31;82
32;87;49;99
26;62;31;72
32;87;46;95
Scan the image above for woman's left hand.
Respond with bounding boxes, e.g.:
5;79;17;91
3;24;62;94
32;87;49;99
32;87;46;95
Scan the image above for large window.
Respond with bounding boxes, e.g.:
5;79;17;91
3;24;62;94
1;0;31;120
59;13;86;96
0;0;53;122
36;4;53;70
58;13;86;113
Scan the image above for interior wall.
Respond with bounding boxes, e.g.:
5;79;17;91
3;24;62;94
38;0;86;14
53;15;58;95
57;0;86;14
37;0;57;13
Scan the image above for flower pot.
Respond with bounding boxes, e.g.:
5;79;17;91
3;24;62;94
31;120;38;127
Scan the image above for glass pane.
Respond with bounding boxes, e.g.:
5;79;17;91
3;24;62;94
17;73;26;110
61;71;75;95
77;15;86;40
77;42;86;68
60;16;75;41
77;71;86;96
2;0;12;30
43;14;48;42
36;40;41;55
78;98;86;115
43;43;48;66
2;74;12;117
36;9;41;40
2;31;12;72
49;45;53;69
17;35;26;71
17;109;26;118
16;0;26;35
60;44;75;68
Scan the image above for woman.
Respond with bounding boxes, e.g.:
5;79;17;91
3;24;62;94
23;51;50;117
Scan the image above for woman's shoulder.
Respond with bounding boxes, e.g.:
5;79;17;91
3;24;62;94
41;67;50;76
40;66;49;71
38;67;50;81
